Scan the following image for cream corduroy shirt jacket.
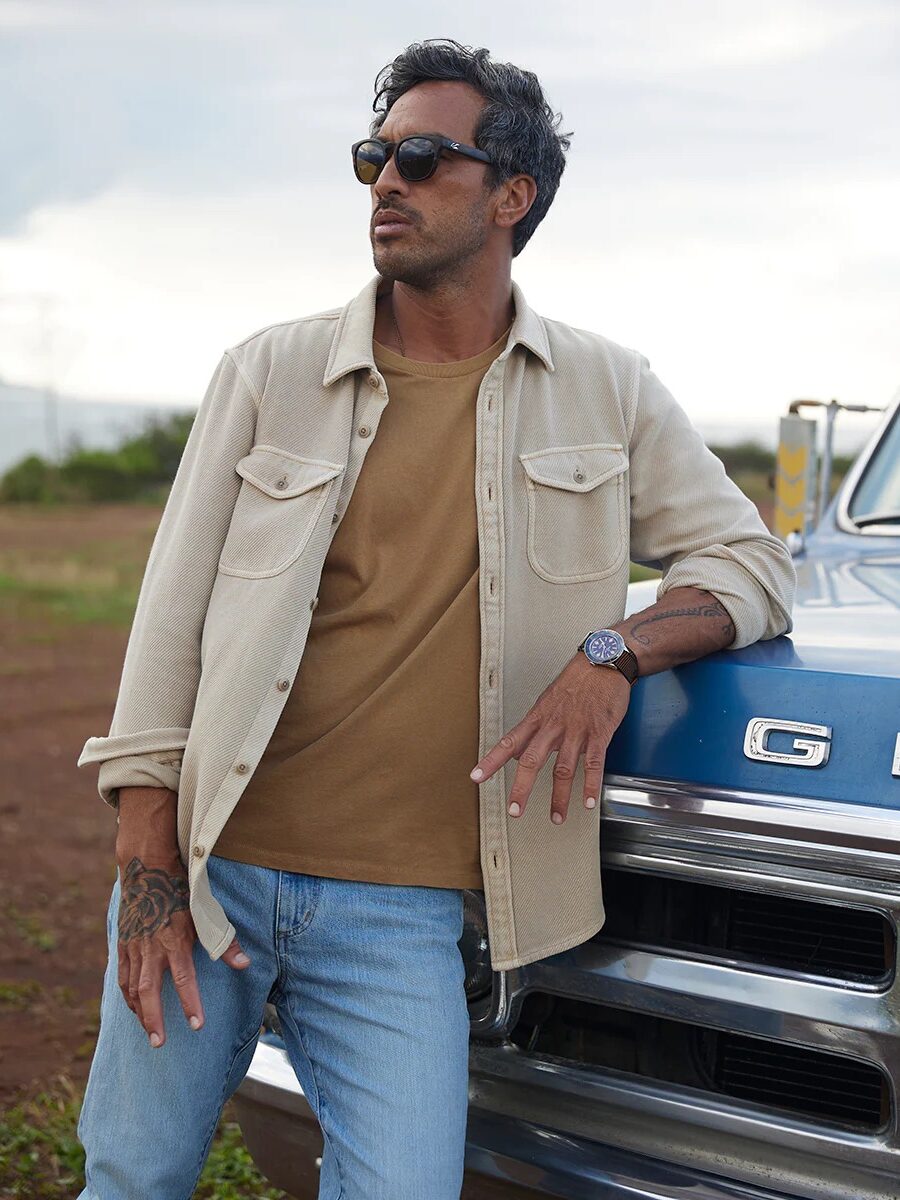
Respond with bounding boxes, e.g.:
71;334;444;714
77;271;796;971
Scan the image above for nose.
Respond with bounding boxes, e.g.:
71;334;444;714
372;148;410;202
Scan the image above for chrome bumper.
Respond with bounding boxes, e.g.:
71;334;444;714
234;1039;796;1199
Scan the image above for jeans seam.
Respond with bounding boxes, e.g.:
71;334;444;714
276;999;344;1199
186;1023;263;1199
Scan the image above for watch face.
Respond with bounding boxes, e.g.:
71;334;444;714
584;629;626;665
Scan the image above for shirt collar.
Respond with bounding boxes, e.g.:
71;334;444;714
322;271;555;387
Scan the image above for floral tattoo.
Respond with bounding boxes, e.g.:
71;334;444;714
118;856;190;942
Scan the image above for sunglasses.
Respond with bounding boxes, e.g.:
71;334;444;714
351;133;494;184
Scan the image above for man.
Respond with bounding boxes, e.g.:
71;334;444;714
74;37;795;1200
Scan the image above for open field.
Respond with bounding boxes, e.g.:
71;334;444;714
0;503;291;1196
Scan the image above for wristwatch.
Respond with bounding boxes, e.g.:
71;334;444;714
577;628;639;685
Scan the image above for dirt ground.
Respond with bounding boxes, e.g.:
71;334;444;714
0;504;158;1109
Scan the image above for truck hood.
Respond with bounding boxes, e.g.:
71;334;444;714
606;541;900;806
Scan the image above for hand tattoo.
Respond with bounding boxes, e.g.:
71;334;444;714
118;856;190;942
628;599;735;646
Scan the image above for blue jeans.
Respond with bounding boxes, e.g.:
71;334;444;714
76;852;470;1199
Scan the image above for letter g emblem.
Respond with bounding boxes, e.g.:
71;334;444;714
743;717;832;768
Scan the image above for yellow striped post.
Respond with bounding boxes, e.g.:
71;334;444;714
775;415;817;540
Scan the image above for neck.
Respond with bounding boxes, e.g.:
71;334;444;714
374;272;515;362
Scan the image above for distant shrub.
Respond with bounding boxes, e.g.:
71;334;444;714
0;454;61;503
0;410;195;503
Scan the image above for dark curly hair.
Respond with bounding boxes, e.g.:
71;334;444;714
369;38;573;258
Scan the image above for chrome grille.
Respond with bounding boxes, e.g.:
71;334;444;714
467;781;900;1200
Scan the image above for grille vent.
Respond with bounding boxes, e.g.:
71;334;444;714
596;868;894;984
704;1031;888;1128
510;997;889;1132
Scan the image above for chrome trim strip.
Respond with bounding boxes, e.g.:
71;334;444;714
523;941;899;1069
834;392;900;536
468;1044;900;1200
602;774;900;855
466;1107;790;1199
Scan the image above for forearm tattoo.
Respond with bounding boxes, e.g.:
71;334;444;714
118;855;190;942
628;599;735;646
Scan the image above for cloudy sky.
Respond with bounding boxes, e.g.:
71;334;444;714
1;0;898;435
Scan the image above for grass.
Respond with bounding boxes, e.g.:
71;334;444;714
628;562;661;584
3;904;57;953
0;1077;291;1199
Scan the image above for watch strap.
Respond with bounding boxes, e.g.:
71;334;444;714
605;646;639;685
577;632;640;685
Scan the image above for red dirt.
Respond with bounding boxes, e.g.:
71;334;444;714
0;505;154;1109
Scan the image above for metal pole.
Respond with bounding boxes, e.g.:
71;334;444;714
816;400;838;525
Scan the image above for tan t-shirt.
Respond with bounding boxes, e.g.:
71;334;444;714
212;324;512;888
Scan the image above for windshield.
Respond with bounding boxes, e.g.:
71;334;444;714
847;407;900;523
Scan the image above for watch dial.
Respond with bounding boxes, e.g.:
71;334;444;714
586;630;625;664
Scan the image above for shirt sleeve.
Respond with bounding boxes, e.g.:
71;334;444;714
76;349;258;810
627;354;796;649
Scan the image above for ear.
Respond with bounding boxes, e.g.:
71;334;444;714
493;173;537;230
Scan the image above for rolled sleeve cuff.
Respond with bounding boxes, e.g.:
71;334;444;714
77;727;190;810
656;546;794;650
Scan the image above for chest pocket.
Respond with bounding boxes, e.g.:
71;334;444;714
519;442;628;582
218;444;345;578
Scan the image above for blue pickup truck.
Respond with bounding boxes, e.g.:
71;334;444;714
233;393;900;1199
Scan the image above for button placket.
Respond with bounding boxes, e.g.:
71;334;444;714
475;364;515;960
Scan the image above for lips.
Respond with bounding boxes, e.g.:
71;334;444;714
373;211;413;234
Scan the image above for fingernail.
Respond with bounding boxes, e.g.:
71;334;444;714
150;1032;161;1047
552;812;563;824
235;952;250;965
508;801;520;817
585;796;596;808
190;1016;201;1030
470;767;483;781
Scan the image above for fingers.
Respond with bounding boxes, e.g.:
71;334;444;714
548;738;584;825
137;950;166;1047
505;735;607;824
471;717;536;783
169;943;205;1033
220;936;252;970
506;731;556;818
582;741;606;813
117;914;210;1045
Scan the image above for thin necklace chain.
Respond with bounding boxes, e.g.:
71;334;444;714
390;300;406;357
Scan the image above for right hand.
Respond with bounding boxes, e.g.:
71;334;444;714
114;849;252;1048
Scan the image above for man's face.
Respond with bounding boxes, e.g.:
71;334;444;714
365;80;498;288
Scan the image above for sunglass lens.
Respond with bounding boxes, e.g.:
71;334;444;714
397;137;438;181
354;141;385;185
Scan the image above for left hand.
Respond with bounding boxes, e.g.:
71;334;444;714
469;653;632;824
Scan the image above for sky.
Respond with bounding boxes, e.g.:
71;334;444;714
1;0;898;439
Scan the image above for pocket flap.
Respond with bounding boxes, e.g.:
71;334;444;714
235;445;345;498
519;443;627;492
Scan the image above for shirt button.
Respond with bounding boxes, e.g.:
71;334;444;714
358;424;371;438
234;762;249;774
310;594;319;610
573;468;585;483
331;513;339;523
275;476;288;489
192;844;205;858
367;373;379;389
276;678;290;691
